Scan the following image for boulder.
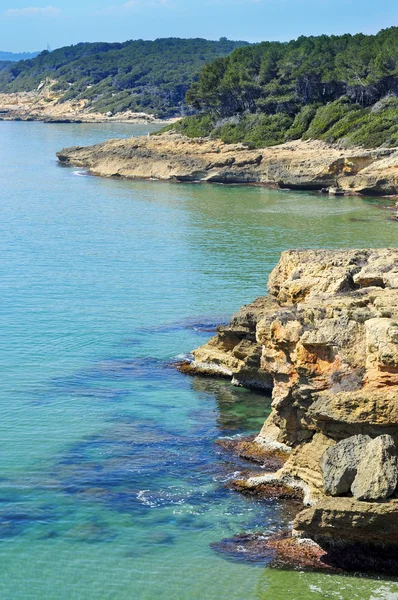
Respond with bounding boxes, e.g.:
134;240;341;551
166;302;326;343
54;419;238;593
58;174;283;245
321;435;371;496
351;435;398;501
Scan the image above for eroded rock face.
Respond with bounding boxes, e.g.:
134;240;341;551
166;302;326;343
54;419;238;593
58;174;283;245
259;250;398;446
321;435;371;496
189;248;398;447
279;433;335;502
57;133;398;195
351;435;398;501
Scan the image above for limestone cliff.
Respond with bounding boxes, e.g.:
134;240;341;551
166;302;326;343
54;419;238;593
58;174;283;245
185;248;398;563
57;132;398;195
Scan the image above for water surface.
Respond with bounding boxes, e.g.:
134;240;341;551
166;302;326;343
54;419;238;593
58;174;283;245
0;121;397;599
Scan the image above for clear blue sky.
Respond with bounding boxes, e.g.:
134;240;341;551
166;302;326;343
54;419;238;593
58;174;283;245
0;0;397;52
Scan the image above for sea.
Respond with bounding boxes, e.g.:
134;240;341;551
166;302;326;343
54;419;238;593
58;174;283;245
0;120;397;599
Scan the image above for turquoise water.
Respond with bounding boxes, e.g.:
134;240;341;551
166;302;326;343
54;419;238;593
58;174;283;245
0;120;398;599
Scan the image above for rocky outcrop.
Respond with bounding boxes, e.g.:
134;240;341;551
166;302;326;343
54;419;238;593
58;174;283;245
186;248;398;568
56;132;398;195
189;248;398;446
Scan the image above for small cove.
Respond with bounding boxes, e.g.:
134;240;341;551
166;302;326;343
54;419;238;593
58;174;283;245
0;121;397;599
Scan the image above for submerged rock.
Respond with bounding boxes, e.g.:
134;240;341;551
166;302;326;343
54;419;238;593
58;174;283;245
210;532;278;564
351;435;398;501
212;530;398;573
321;435;371;496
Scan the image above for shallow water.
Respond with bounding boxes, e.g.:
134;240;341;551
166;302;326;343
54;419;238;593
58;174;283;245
0;121;397;599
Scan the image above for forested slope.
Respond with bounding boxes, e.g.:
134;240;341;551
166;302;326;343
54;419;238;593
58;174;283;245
0;38;248;117
169;28;398;147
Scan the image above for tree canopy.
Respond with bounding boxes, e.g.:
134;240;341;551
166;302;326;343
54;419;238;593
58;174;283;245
169;27;398;147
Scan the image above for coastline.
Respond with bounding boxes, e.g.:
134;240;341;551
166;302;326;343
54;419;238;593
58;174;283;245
56;131;398;197
0;91;177;125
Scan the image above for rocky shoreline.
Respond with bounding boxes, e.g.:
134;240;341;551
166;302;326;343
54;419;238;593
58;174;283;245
56;131;398;196
0;92;174;124
183;249;398;572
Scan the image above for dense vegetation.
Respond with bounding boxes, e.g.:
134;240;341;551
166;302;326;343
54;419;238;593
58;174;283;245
168;27;398;147
0;39;248;117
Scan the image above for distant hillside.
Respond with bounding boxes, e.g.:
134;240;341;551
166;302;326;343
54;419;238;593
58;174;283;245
0;38;248;118
0;51;40;62
168;27;398;148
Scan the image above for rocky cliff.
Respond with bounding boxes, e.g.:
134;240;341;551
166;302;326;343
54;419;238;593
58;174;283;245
57;132;398;196
184;248;398;568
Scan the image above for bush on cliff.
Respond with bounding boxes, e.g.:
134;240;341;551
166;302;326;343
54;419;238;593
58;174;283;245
161;114;214;137
213;113;294;147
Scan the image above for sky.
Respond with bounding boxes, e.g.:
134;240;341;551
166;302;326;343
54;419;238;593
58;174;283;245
0;0;397;53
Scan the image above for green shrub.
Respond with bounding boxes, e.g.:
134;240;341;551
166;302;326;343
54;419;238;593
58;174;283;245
347;99;398;147
302;99;357;139
167;114;215;137
286;104;319;140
